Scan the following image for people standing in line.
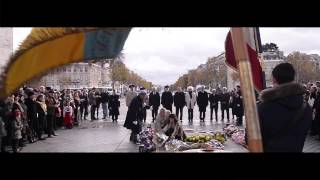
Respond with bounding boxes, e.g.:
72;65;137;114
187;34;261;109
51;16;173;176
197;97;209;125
88;88;97;120
80;88;89;120
258;63;312;152
197;86;209;122
35;94;47;140
126;84;137;108
149;87;161;122
109;90;120;122
95;90;102;119
233;85;244;126
63;101;73;129
100;89;109;119
124;90;147;143
185;86;196;123
173;87;186;121
46;90;58;138
209;89;219;122
220;87;230;122
161;85;173;112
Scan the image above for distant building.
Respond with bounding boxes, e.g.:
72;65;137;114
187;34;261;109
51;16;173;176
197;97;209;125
0;28;13;73
261;49;284;60
27;62;113;90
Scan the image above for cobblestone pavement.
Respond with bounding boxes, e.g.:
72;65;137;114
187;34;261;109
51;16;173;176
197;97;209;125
20;98;320;152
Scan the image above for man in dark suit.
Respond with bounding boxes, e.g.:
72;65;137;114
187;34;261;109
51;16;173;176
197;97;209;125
220;87;230;122
161;85;173;112
209;89;219;121
197;86;208;122
174;87;186;121
149;87;160;122
233;85;244;126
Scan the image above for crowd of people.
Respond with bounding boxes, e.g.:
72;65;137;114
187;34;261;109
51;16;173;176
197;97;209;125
0;86;121;153
1;63;319;152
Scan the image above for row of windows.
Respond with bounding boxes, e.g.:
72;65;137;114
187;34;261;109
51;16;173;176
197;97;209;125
54;67;89;73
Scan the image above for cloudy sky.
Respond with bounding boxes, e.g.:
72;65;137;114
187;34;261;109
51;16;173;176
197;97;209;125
13;28;320;85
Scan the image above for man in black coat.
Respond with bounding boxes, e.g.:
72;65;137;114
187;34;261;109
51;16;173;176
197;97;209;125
233;85;244;126
108;90;120;122
174;87;186;121
24;90;37;142
149;87;160;122
258;63;312;152
80;88;89;120
100;90;109;119
161;85;173;112
124;91;147;144
197;86;208;122
209;89;219;121
220;87;230;122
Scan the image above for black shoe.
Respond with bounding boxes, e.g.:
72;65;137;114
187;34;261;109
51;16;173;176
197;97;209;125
48;135;54;138
53;134;59;136
39;137;46;140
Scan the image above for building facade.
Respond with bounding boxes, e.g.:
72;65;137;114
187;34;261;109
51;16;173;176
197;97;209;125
0;28;13;73
28;62;112;90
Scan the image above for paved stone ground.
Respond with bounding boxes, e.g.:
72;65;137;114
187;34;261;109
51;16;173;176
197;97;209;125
20;98;320;152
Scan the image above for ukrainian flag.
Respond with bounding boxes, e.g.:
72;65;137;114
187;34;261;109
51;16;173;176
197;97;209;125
0;27;131;98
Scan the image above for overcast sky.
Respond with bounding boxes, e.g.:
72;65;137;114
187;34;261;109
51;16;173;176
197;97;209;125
13;28;320;86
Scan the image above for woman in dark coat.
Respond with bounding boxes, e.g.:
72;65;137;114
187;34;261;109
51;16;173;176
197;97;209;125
124;92;146;143
24;90;38;143
35;94;47;140
108;91;120;122
233;88;244;126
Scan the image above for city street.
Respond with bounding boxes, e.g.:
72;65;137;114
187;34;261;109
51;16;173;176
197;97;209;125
20;97;320;152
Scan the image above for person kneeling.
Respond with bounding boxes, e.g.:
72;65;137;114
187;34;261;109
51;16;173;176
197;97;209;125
163;114;186;140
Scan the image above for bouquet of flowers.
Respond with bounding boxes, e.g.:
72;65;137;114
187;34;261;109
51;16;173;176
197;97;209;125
223;124;239;137
165;139;192;152
138;127;156;151
231;130;246;145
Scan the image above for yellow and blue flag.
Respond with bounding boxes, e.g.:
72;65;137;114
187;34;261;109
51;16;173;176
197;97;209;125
0;27;131;98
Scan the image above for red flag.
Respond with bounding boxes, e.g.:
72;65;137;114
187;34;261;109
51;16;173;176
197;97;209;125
225;28;264;91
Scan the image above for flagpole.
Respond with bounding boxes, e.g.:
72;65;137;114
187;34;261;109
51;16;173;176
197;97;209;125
230;27;263;152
